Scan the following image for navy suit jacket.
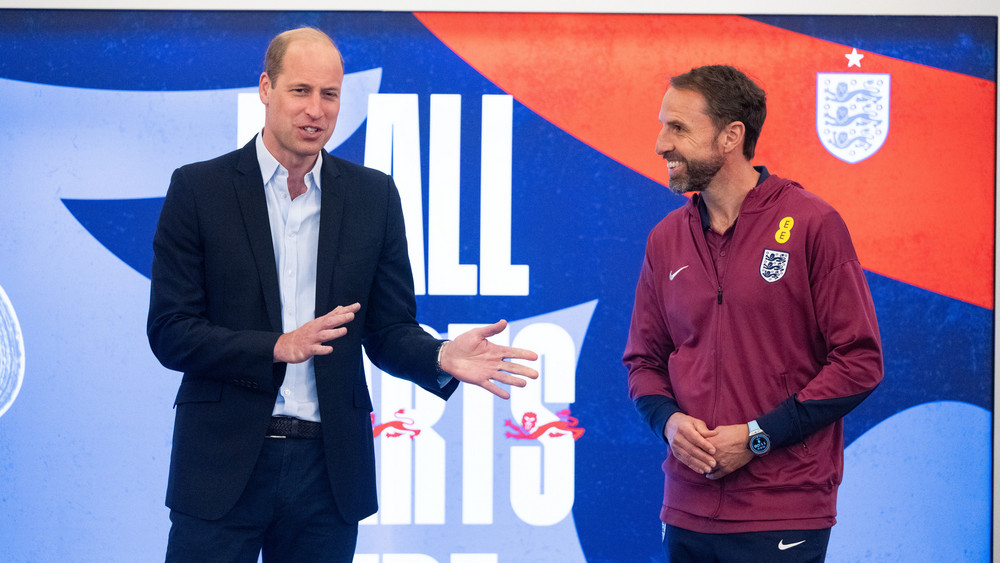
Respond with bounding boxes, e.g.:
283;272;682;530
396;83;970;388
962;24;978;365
147;139;459;522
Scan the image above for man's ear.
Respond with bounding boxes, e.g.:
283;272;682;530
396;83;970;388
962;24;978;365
259;72;271;105
719;121;746;155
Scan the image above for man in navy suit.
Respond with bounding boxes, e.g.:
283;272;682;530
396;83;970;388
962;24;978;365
147;27;538;562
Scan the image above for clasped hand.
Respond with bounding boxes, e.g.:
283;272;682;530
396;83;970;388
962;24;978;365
664;413;755;480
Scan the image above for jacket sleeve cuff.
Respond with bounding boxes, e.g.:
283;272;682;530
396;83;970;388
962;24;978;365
756;396;802;450
757;388;878;450
634;395;681;443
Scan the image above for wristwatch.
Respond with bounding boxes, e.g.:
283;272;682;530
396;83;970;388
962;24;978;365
747;420;771;456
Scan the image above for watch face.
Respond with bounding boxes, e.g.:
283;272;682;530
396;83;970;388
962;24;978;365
750;434;770;455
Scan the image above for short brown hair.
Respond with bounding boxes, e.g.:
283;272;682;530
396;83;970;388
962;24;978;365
263;27;343;84
670;65;766;160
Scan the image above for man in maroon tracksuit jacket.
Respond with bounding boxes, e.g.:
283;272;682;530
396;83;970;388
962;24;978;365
623;65;883;562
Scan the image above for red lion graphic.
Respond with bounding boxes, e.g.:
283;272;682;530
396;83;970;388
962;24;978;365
505;409;585;440
371;409;421;439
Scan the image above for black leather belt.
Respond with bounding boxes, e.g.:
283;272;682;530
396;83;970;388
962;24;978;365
266;416;322;439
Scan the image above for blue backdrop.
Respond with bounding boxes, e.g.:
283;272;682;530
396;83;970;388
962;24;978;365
0;10;993;562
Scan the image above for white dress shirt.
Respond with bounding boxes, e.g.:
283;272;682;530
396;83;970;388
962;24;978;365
256;133;324;422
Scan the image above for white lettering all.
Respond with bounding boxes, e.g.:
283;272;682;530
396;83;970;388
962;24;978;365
364;93;529;297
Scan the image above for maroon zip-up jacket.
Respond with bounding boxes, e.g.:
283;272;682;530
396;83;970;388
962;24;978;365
624;168;883;533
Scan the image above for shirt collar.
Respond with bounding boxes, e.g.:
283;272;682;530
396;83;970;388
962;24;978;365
255;131;324;191
698;166;770;230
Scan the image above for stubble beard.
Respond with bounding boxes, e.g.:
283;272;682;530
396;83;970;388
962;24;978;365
667;152;724;195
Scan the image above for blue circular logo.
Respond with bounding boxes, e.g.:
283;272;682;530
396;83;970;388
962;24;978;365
0;284;24;418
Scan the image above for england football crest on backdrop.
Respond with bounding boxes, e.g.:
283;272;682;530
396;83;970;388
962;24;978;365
0;283;24;419
760;249;789;283
816;72;890;163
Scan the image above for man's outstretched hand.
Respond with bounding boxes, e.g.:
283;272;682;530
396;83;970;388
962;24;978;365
439;320;539;399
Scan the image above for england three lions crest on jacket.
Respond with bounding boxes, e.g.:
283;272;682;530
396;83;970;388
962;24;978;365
760;249;789;282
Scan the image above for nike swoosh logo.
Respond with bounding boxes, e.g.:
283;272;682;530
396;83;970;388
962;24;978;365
669;265;689;280
778;540;806;550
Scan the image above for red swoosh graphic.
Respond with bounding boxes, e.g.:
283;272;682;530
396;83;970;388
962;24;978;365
417;12;995;308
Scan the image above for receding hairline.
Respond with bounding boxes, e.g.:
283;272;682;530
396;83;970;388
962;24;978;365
275;27;337;48
264;27;344;83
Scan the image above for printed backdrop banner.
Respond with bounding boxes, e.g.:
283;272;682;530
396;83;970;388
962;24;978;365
0;10;994;563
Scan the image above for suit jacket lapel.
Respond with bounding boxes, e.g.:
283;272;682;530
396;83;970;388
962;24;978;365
234;140;283;332
315;152;345;317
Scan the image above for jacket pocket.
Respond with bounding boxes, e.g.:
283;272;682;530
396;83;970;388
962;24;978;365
780;371;793;398
173;379;223;406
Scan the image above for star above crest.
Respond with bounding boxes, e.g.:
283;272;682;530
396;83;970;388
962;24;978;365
845;48;865;68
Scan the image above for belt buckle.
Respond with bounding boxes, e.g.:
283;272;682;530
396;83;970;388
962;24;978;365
266;416;293;439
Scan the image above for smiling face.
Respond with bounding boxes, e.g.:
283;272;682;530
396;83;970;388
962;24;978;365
259;37;343;172
654;87;725;194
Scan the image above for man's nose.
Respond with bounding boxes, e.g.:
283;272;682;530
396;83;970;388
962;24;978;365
304;92;323;117
655;128;673;156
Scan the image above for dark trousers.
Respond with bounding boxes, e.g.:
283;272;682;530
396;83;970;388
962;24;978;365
663;523;831;563
166;437;358;563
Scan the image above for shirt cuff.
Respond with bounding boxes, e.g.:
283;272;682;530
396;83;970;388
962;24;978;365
436;341;453;388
